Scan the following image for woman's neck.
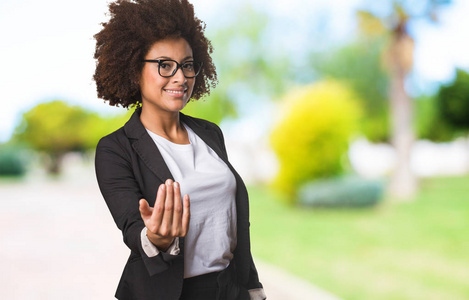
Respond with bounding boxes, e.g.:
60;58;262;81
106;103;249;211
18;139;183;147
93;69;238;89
140;106;189;144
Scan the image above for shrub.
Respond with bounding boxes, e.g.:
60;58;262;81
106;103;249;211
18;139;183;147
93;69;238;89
0;144;27;177
270;80;362;198
297;176;384;207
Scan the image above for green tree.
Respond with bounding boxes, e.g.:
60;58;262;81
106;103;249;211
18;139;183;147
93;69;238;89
359;0;451;199
13;100;131;174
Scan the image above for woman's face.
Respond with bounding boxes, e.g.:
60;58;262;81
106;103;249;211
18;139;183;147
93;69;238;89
139;37;195;114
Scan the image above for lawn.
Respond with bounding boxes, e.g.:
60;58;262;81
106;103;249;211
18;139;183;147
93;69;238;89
248;176;469;300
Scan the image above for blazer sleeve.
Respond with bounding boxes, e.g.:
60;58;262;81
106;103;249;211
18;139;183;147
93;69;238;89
247;255;263;290
95;134;181;277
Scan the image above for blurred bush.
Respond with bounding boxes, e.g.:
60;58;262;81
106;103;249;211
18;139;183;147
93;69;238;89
270;80;362;200
0;144;28;177
297;176;384;207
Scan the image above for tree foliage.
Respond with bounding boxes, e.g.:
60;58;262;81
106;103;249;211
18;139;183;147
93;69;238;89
13;100;131;174
15;101;91;153
414;95;454;141
437;69;469;132
183;4;290;124
310;38;390;142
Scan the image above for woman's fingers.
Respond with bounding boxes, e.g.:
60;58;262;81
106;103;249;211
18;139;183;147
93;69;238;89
172;181;183;234
153;183;166;220
144;179;189;238
139;198;152;220
181;194;190;236
159;179;175;236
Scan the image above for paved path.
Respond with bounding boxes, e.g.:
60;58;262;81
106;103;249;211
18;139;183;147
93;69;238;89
0;161;341;299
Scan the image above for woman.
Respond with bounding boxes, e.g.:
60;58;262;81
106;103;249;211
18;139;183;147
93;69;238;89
93;1;265;299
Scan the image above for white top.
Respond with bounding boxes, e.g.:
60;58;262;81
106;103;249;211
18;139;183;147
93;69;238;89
143;123;237;278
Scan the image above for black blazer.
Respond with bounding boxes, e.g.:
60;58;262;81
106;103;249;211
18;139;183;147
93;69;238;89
95;108;262;300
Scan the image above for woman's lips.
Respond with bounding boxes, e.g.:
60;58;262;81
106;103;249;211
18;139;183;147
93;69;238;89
164;88;187;97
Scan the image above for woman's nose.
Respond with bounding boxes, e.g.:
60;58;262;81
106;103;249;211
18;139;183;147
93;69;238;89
172;66;187;83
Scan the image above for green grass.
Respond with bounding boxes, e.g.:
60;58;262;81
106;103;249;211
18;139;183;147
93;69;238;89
248;176;469;300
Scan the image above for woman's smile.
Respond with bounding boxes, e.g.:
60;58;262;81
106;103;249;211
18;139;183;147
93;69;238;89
164;88;187;97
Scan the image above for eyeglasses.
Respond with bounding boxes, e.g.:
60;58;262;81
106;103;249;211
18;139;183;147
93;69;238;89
142;59;203;78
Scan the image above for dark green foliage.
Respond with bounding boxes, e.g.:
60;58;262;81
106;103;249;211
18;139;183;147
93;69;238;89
297;176;384;207
414;95;455;141
0;144;27;177
437;69;469;131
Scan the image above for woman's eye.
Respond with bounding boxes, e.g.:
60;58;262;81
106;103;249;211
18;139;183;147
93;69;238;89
160;63;170;69
183;63;194;70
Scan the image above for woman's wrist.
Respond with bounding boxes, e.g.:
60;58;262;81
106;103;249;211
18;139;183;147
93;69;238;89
146;229;174;252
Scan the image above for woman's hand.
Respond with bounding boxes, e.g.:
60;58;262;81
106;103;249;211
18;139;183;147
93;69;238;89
139;179;190;251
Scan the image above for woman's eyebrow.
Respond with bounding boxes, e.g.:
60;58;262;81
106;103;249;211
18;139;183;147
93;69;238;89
154;56;194;61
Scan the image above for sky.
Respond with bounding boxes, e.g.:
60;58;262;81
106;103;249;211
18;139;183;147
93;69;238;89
0;0;468;143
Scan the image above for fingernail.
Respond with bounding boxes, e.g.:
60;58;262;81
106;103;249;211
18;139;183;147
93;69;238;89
166;179;172;185
174;182;179;188
160;184;165;191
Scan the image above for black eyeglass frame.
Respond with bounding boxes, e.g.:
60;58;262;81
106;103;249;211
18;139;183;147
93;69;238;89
142;59;203;78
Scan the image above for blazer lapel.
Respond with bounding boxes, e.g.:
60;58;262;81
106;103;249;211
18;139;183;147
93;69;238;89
180;113;227;161
123;109;228;182
124;108;174;183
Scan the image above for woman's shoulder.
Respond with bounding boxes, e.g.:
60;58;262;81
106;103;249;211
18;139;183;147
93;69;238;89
181;113;222;132
97;109;141;150
96;126;129;152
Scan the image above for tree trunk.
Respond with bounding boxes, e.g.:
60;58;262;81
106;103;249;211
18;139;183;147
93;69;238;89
388;30;417;200
389;69;416;199
47;153;64;175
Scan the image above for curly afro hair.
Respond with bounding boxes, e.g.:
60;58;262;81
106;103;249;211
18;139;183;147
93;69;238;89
93;0;217;108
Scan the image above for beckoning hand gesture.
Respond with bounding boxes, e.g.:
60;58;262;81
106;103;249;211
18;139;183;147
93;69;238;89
139;179;190;251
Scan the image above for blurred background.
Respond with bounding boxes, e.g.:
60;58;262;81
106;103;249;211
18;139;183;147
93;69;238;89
1;0;468;299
